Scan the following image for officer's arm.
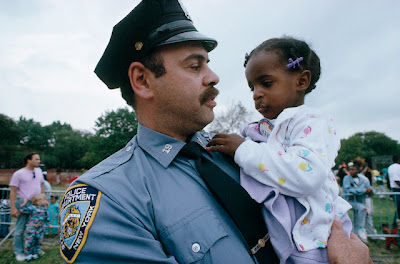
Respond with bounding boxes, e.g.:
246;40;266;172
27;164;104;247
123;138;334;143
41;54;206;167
61;188;178;264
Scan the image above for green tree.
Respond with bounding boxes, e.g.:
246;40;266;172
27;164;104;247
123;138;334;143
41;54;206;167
0;114;21;168
81;108;138;167
336;131;400;166
17;117;48;151
42;129;90;169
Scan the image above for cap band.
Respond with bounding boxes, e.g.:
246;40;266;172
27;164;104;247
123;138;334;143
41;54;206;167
148;20;197;46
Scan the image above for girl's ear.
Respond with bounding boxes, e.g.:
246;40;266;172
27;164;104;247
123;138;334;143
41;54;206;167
297;70;311;92
128;61;154;100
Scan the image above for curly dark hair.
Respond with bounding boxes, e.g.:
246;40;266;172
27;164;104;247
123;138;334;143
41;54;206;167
244;36;321;94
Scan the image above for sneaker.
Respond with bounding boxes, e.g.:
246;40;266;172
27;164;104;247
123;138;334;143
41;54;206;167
15;254;26;262
38;249;45;256
25;254;33;262
358;228;368;242
32;254;39;260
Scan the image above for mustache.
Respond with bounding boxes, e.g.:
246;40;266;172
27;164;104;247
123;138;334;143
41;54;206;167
199;87;219;105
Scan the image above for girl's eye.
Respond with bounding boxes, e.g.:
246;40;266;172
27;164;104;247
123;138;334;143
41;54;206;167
261;80;272;87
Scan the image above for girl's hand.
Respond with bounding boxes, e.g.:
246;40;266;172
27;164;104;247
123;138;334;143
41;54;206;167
206;134;245;157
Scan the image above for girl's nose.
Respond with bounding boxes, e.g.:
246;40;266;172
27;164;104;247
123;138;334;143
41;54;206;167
253;86;263;101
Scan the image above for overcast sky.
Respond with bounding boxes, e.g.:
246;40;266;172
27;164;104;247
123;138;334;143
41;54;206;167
1;0;399;142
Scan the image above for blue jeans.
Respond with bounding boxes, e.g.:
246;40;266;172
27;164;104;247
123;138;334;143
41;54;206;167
13;198;29;255
392;188;400;228
349;201;367;231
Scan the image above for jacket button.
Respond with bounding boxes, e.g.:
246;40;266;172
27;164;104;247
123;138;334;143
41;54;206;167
126;146;131;152
191;243;200;253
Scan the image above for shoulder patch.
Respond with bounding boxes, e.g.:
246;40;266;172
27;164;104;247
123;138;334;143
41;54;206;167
60;184;101;263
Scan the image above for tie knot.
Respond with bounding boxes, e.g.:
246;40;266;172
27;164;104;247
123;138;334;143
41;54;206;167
179;142;203;159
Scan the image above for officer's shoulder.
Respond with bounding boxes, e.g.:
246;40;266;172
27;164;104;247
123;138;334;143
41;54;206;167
79;138;137;181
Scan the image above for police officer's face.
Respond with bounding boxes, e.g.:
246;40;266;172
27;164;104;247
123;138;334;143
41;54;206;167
151;42;220;136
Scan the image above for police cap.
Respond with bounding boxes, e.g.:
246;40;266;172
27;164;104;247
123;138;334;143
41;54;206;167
95;0;218;89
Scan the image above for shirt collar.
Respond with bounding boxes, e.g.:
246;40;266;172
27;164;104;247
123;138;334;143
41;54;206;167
136;123;209;168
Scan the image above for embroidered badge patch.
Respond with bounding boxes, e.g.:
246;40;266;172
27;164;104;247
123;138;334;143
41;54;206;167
60;184;101;263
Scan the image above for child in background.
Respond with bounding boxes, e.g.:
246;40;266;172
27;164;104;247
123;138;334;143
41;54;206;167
48;195;60;235
207;37;352;263
19;193;49;261
382;223;399;250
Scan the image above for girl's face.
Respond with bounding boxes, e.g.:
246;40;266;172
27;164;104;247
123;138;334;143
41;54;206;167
245;51;305;119
38;197;47;206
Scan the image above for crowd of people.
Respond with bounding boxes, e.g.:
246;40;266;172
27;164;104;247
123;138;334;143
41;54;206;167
334;156;400;249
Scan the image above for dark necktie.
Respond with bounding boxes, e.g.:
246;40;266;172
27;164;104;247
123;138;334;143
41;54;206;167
179;142;278;264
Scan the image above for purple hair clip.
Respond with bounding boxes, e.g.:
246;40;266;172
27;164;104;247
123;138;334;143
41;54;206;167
286;57;303;69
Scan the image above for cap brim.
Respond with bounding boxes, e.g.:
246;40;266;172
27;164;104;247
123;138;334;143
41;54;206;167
157;31;217;52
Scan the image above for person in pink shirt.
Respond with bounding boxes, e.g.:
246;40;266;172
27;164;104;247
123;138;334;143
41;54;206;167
9;153;46;262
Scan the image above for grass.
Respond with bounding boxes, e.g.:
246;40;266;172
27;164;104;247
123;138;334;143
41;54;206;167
0;236;62;264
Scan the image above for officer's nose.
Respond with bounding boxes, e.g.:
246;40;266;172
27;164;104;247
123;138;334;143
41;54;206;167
204;66;219;87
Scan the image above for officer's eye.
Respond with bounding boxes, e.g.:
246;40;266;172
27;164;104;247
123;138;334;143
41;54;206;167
190;64;201;71
249;84;254;92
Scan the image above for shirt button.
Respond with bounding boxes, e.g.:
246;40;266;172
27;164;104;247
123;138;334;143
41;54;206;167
191;243;200;253
126;146;131;152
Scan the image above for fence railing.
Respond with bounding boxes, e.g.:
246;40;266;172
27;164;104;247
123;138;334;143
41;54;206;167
1;188;399;246
341;191;400;239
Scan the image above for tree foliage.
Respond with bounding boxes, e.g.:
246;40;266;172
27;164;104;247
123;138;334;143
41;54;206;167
81;108;138;166
336;131;400;166
0;108;138;169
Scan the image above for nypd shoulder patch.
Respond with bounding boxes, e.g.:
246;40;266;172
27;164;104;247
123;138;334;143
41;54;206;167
60;184;101;263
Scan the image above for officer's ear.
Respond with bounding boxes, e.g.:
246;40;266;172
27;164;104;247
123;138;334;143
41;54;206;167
128;61;154;100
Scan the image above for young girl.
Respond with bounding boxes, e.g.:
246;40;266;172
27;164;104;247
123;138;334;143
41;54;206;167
19;193;49;261
207;37;352;263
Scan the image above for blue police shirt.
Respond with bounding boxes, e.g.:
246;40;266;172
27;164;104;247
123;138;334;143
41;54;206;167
61;123;257;263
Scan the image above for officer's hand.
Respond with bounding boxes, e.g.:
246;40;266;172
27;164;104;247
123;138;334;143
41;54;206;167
206;134;245;157
328;216;373;264
11;207;19;218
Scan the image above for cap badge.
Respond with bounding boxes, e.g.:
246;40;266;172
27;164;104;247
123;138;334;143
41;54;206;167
135;42;143;51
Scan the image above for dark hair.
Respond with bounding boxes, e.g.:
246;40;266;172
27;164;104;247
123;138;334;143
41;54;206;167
349;164;360;171
244;36;321;94
393;155;400;163
23;152;38;166
120;49;166;108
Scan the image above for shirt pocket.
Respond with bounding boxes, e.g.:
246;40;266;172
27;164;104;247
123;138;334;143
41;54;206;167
159;206;228;263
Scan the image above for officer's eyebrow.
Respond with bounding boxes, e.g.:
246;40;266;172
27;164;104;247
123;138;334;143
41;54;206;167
183;54;210;63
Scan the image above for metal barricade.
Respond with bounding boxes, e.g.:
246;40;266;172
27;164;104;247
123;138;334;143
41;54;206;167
0;188;65;246
342;191;400;239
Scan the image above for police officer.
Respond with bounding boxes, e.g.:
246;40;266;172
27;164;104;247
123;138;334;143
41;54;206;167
60;0;372;263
